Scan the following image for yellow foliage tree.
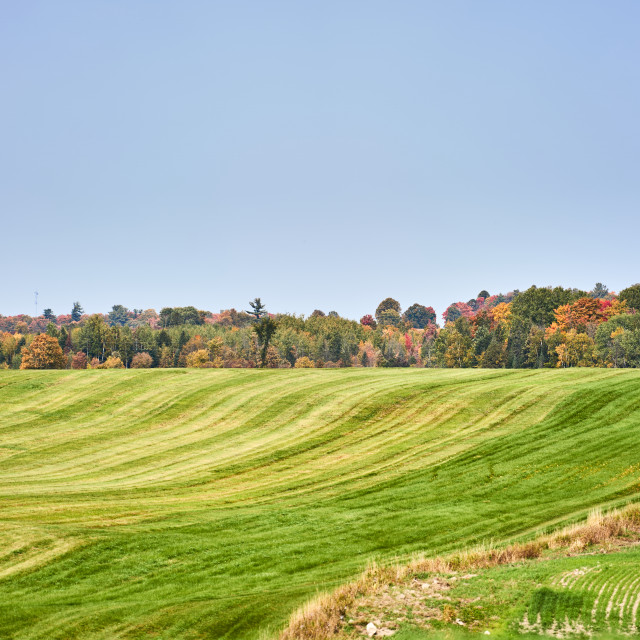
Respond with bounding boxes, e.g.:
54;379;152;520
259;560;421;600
491;302;512;326
555;330;595;367
184;349;222;368
103;355;125;368
602;299;628;320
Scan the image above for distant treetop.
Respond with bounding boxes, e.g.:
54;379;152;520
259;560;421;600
246;298;267;320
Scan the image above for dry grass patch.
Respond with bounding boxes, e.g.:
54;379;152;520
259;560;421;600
278;504;640;639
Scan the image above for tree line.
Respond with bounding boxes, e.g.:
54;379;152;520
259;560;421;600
2;284;640;370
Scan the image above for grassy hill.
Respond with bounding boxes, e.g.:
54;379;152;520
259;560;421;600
0;368;639;639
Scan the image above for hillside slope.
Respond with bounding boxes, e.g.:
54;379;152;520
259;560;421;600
0;369;639;639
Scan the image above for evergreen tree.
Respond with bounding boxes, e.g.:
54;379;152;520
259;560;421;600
108;305;129;326
254;317;277;367
247;298;267;320
71;302;84;322
590;283;609;299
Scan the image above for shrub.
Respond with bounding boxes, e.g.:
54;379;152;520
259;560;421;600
186;349;211;368
103;356;125;369
71;352;88;370
131;352;153;368
294;356;315;368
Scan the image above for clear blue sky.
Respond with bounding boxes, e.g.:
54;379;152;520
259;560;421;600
2;1;639;320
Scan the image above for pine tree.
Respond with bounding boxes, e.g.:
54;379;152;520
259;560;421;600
71;302;84;322
247;298;267;320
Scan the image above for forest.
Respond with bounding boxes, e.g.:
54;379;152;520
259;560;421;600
2;283;640;370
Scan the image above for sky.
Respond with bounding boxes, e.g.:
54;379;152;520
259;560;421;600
1;1;639;321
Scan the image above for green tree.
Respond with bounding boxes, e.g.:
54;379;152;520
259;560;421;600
524;326;548;368
403;303;436;328
478;290;490;299
436;320;474;368
247;298;267;320
473;325;492;357
45;323;59;339
505;316;532;368
43;308;54;320
510;286;586;327
58;326;70;353
619;284;640;312
590;283;609;299
156;329;171;348
254;317;277;367
159;307;205;327
78;315;108;360
443;304;462;324
71;302;84;322
377;309;402;327
108;305;129;326
480;336;505;368
375;298;401;322
595;313;640;367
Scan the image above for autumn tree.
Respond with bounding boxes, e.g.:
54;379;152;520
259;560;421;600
510;286;586;327
131;352;153;368
185;349;212;368
490;302;512;326
71;351;88;369
360;314;377;328
555;331;595;368
103;355;125;368
552;297;603;332
0;333;22;367
443;304;461;324
20;335;66;369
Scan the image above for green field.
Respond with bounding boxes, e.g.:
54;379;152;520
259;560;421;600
0;368;639;639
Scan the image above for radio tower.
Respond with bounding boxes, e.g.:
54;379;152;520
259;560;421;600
34;291;39;317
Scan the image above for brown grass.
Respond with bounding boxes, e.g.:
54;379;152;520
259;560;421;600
278;504;640;640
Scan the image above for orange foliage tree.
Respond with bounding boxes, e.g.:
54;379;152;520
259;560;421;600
20;335;66;369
